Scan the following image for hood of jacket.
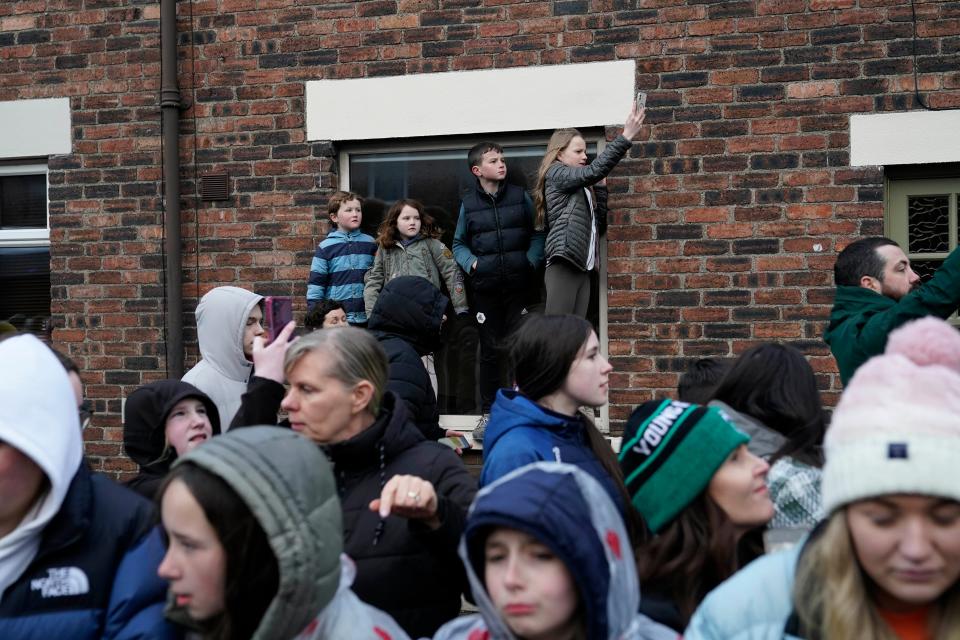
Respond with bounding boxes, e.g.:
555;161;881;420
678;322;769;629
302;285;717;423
0;334;83;598
367;275;447;355
826;285;895;327
484;390;583;454
193;286;263;382
707;399;788;460
460;462;650;640
123;380;221;472
172;427;342;640
824;285;898;385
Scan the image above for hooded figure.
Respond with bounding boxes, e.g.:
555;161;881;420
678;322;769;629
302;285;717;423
0;334;173;638
123;380;221;500
183;286;263;426
432;462;676;640
368;275;448;441
161;427;410;639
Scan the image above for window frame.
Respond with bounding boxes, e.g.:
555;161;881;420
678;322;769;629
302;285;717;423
0;162;50;246
886;178;958;258
338;134;611;432
885;168;960;321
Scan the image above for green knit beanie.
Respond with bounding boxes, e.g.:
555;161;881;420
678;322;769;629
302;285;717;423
618;399;749;533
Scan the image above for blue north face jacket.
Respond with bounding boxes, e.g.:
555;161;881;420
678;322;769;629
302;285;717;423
0;464;175;639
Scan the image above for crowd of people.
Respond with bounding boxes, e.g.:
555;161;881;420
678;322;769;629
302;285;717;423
4;103;960;639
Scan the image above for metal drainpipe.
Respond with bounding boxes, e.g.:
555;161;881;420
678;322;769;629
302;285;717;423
160;0;183;378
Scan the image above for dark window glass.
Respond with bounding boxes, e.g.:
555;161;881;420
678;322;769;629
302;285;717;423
0;246;51;338
0;173;46;229
348;145;551;243
910;258;941;284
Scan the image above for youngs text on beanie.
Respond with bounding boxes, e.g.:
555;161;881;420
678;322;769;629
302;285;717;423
618;399;749;533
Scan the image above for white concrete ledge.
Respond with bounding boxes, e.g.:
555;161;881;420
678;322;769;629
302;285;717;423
0;98;71;159
307;60;636;141
850;109;960;166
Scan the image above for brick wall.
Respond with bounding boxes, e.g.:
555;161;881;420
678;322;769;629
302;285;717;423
1;0;958;472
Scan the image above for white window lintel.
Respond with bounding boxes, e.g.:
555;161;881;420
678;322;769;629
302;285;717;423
307;60;636;142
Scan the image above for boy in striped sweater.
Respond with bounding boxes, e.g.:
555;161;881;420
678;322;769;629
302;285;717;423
307;191;377;326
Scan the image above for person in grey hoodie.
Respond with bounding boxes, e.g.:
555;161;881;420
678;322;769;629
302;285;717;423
182;286;264;426
156;426;410;640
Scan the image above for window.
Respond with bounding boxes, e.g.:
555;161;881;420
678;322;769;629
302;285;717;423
0;164;50;338
341;136;610;430
886;170;960;284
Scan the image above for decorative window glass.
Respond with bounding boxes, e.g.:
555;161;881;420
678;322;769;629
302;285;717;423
887;175;960;292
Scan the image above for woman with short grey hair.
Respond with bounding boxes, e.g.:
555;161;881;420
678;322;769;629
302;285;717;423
233;325;477;638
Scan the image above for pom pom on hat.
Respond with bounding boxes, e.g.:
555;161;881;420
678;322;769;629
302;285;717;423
822;317;960;514
885;316;960;373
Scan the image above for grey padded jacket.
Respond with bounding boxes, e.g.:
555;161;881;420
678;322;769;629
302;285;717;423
543;135;632;271
169;427;410;640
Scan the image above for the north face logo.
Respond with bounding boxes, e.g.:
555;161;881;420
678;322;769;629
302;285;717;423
30;567;89;597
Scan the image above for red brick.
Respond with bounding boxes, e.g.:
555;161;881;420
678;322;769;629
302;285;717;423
786;80;839;98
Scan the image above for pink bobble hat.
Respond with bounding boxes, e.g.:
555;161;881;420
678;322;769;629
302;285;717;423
822;316;960;514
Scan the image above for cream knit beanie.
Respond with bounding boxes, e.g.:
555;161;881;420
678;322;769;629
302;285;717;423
823;317;960;514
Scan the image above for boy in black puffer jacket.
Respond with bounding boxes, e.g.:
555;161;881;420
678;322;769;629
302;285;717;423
453;143;545;417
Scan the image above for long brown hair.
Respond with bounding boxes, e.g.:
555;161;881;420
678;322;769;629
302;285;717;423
794;511;960;640
507;313;646;545
374;198;441;248
635;492;764;625
158;463;279;640
533;128;582;231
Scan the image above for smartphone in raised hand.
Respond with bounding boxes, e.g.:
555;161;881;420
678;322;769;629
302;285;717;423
636;90;647;112
264;296;293;343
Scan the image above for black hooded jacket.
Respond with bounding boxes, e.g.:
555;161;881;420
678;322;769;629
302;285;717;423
122;380;221;500
326;391;477;638
230;389;477;638
367;275;448;441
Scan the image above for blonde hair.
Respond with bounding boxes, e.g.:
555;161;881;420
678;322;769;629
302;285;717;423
794;510;960;639
533;128;582;230
283;327;388;416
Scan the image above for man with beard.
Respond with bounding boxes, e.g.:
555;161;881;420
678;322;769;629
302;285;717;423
825;236;960;385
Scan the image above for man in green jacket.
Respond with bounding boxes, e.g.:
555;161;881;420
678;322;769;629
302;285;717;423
824;236;960;386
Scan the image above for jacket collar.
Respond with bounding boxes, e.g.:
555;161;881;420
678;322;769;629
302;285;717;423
830;285;896;316
323;393;423;470
34;463;91;563
328;228;365;240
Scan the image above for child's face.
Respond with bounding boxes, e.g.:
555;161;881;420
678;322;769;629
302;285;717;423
164;398;213;457
397;205;422;240
330;199;362;232
484;527;579;640
472;149;507;183
158;479;227;622
556;136;588;168
560;330;613;409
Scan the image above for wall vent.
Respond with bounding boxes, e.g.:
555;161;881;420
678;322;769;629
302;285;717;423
201;172;229;201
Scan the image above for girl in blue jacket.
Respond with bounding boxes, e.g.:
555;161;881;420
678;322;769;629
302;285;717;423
480;313;631;518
